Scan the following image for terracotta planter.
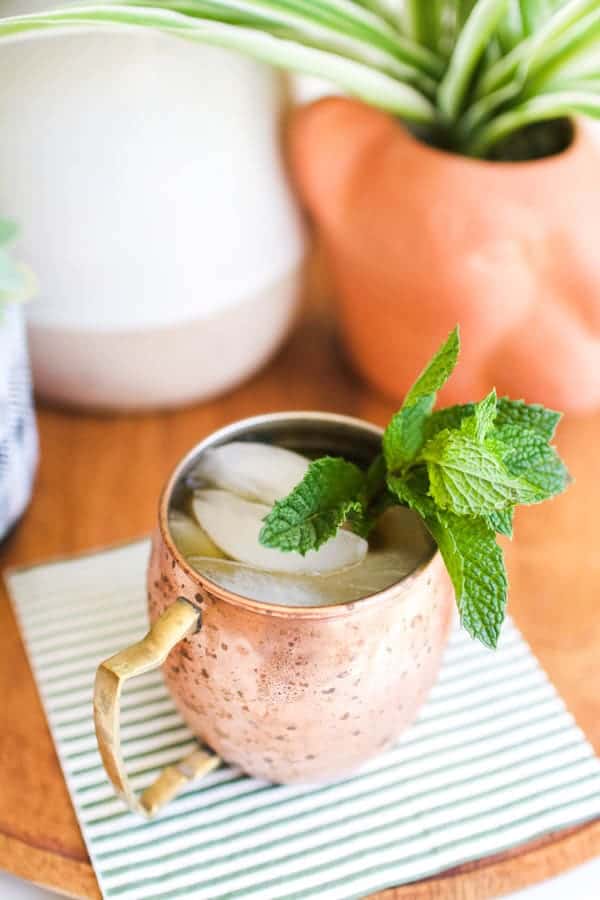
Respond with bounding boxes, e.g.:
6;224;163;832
289;98;600;413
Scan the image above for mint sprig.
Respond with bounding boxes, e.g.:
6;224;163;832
259;457;365;554
259;327;570;648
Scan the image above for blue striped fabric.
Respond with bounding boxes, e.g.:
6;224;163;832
8;541;600;899
0;304;37;539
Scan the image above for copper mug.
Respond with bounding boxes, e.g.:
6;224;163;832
94;412;453;817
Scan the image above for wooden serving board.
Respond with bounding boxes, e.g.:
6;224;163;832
1;285;600;899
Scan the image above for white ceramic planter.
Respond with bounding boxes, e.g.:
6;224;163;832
0;25;305;410
0;304;38;540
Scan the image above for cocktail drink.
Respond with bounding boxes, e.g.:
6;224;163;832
170;441;434;607
143;411;454;788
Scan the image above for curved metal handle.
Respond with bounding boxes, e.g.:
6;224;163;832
93;597;221;818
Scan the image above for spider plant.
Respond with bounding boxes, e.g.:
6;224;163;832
0;0;598;158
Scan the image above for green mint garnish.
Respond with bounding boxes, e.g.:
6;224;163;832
259;327;570;648
259;457;366;555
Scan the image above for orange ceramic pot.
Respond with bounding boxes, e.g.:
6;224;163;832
289;98;600;412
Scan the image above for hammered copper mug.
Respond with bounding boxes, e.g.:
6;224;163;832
94;412;454;818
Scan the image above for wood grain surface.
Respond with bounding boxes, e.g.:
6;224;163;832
1;283;599;899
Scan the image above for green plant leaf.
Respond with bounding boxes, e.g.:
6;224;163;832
383;396;432;472
523;6;600;96
429;511;507;648
390;468;507;648
424;403;475;442
347;453;393;536
387;466;434;518
460;388;497;442
0;218;17;246
523;0;600;80
486;506;514;537
259;456;365;554
473;0;594;100
0;7;436;122
403;0;440;52
495;397;561;439
143;0;435;84
404;326;461;408
438;0;510;120
467;90;600;155
496;0;526;50
383;327;461;472
494;423;570;498
422;430;545;515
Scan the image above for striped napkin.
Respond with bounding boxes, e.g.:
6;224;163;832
7;540;600;900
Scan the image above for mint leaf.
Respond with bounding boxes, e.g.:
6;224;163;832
426;397;561;444
383;327;461;471
256;324;570;652
460;389;497;442
494;424;570;499
495;398;561;440
259;457;365;555
429;512;507;649
365;453;387;501
390;470;507;648
486;507;514;538
388;466;433;519
424;403;474;442
421;430;544;515
383;396;432;471
347;494;395;538
404;326;460;408
348;454;395;537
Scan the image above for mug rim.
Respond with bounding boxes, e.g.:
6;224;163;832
158;411;440;620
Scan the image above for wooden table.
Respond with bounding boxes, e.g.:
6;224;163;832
1;288;600;899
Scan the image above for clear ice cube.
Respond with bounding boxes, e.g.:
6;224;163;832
187;441;310;505
191;489;368;574
168;510;224;559
187;556;335;606
188;507;432;606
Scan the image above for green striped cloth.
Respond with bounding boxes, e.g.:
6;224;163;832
7;540;600;900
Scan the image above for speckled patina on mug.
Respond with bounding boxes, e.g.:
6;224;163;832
147;413;454;784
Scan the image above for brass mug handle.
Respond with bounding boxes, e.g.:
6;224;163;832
93;597;221;818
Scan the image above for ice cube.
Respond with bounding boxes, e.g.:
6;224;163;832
187;556;336;606
187;441;310;504
192;489;367;574
168;510;225;559
188;508;433;607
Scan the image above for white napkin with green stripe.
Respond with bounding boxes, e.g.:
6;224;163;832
7;541;600;900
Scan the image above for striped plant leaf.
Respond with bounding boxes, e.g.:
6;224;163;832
496;0;526;51
467;90;600;156
131;0;430;83
457;81;523;140
519;0;600;79
473;38;529;97
403;0;442;51
0;0;598;158
0;5;436;121
522;7;600;96
438;0;510;121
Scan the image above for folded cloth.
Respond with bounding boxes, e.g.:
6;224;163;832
7;540;600;900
